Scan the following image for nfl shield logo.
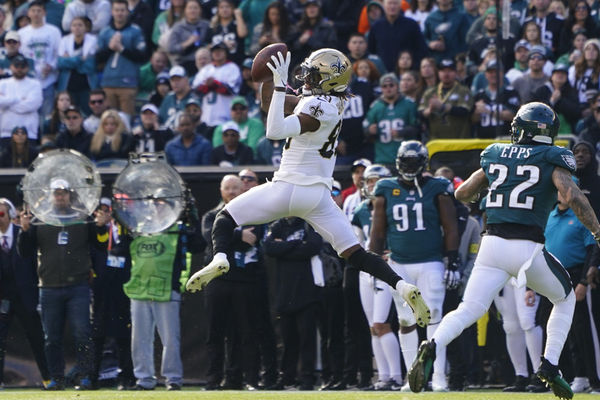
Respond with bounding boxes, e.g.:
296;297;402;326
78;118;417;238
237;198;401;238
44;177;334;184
561;154;576;170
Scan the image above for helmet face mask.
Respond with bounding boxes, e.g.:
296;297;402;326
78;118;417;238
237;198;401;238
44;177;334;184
361;164;391;199
297;48;351;94
396;140;429;181
511;102;559;145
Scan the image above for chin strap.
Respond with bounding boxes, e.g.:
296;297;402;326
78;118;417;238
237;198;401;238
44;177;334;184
413;177;423;198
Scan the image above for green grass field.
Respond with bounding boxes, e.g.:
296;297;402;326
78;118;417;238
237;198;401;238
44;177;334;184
0;389;591;400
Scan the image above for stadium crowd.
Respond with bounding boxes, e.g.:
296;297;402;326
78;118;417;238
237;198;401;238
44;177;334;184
0;0;600;394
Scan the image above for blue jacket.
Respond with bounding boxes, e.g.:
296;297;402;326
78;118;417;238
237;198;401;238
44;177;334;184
57;35;98;91
97;20;147;88
545;206;596;269
368;15;428;72
165;134;212;166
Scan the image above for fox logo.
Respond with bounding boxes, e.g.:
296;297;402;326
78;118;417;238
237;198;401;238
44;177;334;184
136;241;166;257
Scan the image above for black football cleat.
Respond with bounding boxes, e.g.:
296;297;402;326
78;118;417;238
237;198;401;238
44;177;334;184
408;339;436;393
536;357;573;400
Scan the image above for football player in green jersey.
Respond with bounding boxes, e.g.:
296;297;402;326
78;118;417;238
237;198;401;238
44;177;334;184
352;165;410;390
408;102;600;400
370;140;461;391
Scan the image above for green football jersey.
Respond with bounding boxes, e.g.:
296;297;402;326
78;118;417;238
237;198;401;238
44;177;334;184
351;199;372;242
374;176;452;264
363;97;418;165
481;143;576;229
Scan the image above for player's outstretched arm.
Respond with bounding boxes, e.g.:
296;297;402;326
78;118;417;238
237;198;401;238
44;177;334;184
553;167;600;240
264;51;320;140
368;196;387;255
260;79;299;114
455;168;488;203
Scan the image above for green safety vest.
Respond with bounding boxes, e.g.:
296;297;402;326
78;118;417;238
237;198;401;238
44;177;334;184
123;225;191;301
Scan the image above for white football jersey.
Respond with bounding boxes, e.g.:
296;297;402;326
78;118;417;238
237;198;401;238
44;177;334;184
193;61;242;127
273;95;345;189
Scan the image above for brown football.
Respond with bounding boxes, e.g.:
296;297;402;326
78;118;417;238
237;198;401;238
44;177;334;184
251;43;288;83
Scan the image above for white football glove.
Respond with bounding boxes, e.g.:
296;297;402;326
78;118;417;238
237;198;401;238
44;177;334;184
444;269;462;290
267;51;291;88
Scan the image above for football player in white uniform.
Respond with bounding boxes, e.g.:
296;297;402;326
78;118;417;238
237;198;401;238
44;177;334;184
185;48;431;328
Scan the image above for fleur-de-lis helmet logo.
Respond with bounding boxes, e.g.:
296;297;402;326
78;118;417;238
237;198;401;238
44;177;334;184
330;58;346;75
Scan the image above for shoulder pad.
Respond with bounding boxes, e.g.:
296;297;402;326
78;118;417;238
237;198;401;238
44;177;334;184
374;177;398;196
299;96;339;121
546;146;576;172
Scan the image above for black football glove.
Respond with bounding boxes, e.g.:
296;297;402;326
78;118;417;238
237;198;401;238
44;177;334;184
444;250;462;290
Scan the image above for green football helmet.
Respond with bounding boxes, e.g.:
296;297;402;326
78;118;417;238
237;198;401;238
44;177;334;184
510;102;559;145
396;140;429;180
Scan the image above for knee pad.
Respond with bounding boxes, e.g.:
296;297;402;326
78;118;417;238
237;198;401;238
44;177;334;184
519;317;537;332
502;319;521;335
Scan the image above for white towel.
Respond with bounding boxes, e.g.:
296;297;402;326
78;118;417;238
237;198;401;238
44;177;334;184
311;255;324;287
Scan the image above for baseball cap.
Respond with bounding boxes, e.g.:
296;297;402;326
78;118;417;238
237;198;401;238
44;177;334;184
242;57;253;69
438;58;456;70
305;0;321;6
50;178;70;191
11;126;27;135
100;197;111;208
529;45;547;59
514;39;530;52
483;6;498;17
584;39;600;52
65;105;82;115
185;98;201;108
141;103;159;114
11;54;27;67
5;31;19;42
379;73;398;86
351;158;372;172
222;121;240;133
231;96;248;108
211;42;228;51
485;59;502;71
552;63;569;73
480;45;497;60
156;72;170;85
169;65;186;78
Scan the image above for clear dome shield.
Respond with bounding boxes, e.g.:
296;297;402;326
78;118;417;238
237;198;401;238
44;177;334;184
112;153;186;235
20;149;102;226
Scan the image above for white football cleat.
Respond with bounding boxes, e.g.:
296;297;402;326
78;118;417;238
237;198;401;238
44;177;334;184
396;280;431;328
570;377;591;393
186;254;230;292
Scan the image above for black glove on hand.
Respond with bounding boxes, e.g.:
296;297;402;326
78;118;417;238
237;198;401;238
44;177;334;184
444;250;462;290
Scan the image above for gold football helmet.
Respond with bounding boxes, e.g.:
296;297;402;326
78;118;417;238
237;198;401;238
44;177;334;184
297;48;351;94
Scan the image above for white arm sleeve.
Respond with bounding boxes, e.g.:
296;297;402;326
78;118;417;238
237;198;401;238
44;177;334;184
352;225;366;247
266;91;301;140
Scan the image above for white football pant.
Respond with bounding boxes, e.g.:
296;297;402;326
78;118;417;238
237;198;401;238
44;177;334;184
226;181;359;254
